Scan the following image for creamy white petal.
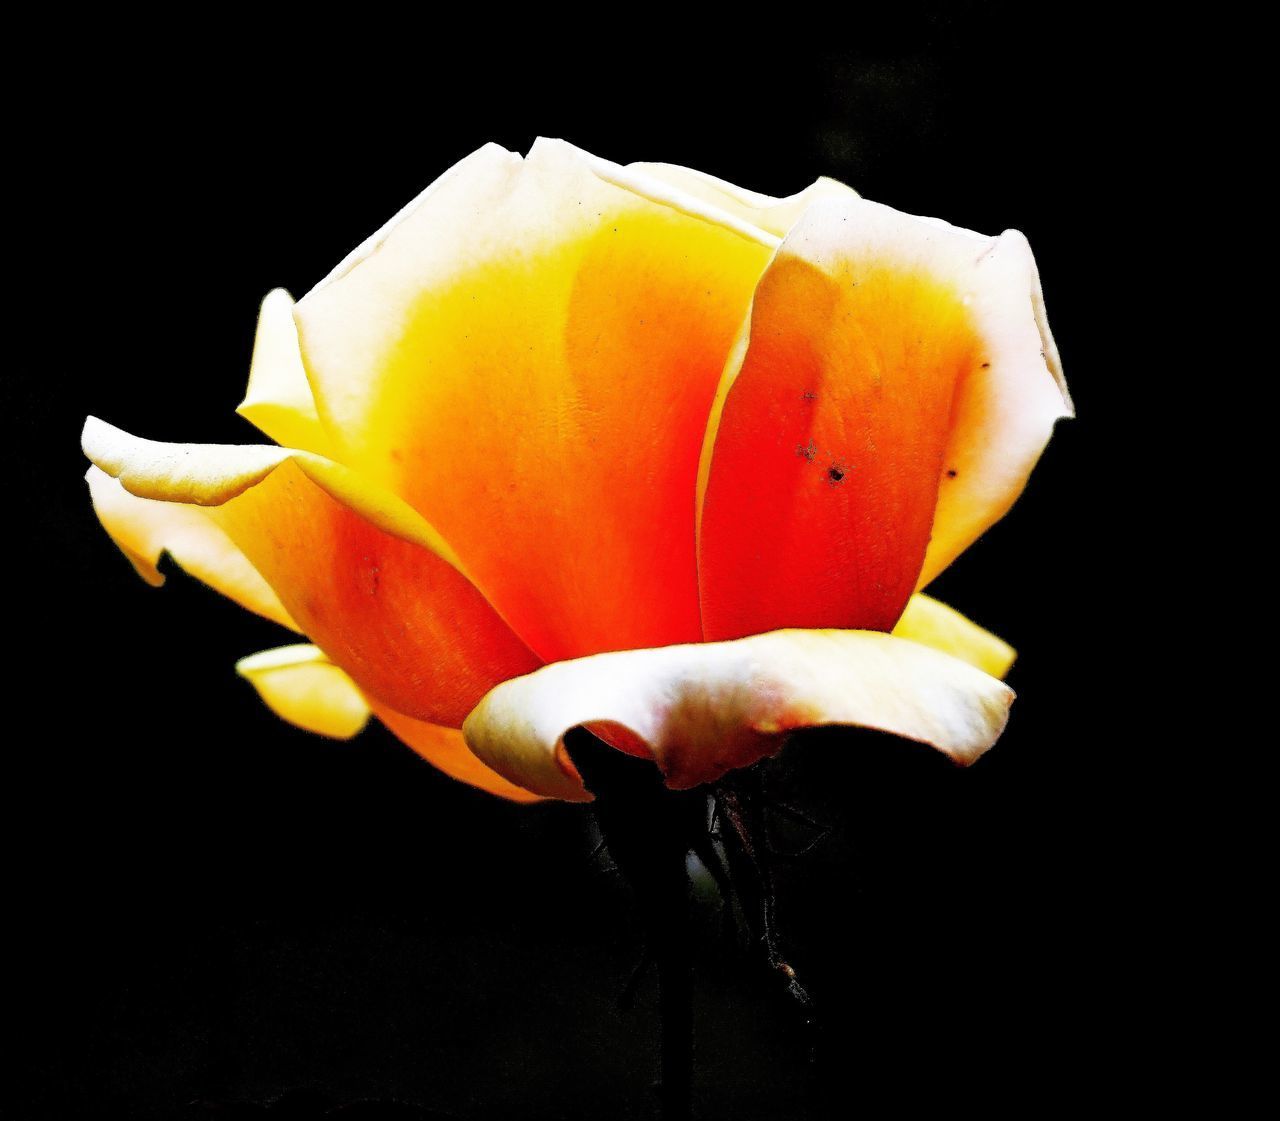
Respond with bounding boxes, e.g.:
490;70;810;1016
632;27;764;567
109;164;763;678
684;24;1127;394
463;629;1014;801
86;465;298;631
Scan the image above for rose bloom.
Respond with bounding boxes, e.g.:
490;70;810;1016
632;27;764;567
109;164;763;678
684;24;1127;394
83;138;1071;803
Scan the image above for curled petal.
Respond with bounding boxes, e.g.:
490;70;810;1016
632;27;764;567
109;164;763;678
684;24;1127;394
628;160;857;238
698;195;1068;641
892;594;1016;679
237;644;370;739
372;704;543;804
916;230;1072;587
463;629;1015;801
86;465;298;631
236;288;332;454
84;418;540;726
294;138;775;663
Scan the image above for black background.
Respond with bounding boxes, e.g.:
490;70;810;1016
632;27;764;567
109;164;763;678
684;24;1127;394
10;10;1172;1119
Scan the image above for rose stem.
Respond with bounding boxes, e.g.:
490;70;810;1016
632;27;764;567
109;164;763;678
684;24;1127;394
564;728;705;1121
714;772;815;1028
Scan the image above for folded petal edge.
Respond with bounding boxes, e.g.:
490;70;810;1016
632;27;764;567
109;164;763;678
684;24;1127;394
463;629;1015;801
83;416;467;573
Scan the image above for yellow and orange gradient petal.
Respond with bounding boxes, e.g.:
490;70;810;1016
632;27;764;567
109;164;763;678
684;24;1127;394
82;138;1067;804
294;139;776;663
86;465;299;632
83;418;539;728
697;195;1069;642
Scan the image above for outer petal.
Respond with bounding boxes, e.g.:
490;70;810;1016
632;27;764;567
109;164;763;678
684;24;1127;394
237;644;370;739
86;465;298;631
916;231;1072;587
463;629;1014;801
84;418;540;726
628;161;858;238
293;138;775;663
372;704;543;804
236;288;332;454
235;645;541;801
697;196;1067;641
892;594;1015;679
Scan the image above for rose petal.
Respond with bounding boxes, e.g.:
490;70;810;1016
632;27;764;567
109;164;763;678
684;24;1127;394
84;417;540;726
697;196;1067;641
463;629;1014;801
916;230;1072;587
236;644;541;800
628;161;857;238
86;465;298;631
293;138;775;663
372;704;543;804
892;594;1015;679
236;644;370;739
236;288;332;454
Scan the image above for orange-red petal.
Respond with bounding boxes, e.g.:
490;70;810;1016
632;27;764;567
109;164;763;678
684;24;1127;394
294;139;775;662
916;231;1071;587
84;418;540;726
698;198;986;640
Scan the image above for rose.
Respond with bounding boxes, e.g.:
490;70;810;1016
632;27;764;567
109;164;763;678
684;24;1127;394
82;138;1071;803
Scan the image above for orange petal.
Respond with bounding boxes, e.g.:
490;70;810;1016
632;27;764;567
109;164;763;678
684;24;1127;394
372;704;543;804
463;628;1014;800
236;288;333;454
892;594;1016;679
84;418;540;726
294;138;775;662
86;465;298;631
236;644;370;739
698;196;1066;641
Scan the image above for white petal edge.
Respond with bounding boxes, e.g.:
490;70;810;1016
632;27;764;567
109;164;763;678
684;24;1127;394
915;222;1073;587
463;629;1015;802
236;288;332;454
86;465;299;631
371;703;545;804
237;644;370;739
628;160;858;238
309;142;522;295
83;416;468;576
690;194;1073;590
305;138;783;309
